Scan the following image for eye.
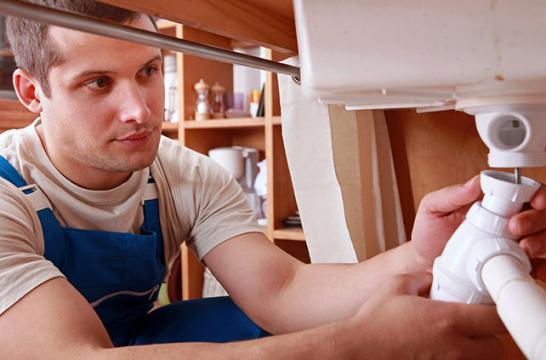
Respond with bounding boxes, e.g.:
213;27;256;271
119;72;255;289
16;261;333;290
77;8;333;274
84;76;112;91
140;65;159;78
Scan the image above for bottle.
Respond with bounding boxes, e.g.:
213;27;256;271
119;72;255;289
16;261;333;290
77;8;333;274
163;55;179;123
249;89;261;118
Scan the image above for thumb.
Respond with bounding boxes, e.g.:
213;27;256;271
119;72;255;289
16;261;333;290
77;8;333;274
422;175;481;214
383;272;433;297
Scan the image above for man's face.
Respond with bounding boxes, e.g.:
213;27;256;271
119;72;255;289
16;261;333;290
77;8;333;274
39;16;164;176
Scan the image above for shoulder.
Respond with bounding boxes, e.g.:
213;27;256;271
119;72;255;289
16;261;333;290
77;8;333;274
156;135;232;185
0;176;43;253
0;121;39;173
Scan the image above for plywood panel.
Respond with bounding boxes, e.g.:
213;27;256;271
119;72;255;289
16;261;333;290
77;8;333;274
100;0;297;53
385;109;489;237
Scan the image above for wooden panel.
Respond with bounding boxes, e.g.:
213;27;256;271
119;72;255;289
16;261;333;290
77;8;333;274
180;27;233;122
100;0;297;54
271;125;298;230
0;98;35;131
232;128;266;155
274;239;310;264
181;243;204;300
183;129;234;155
184;128;265;156
385;109;489;237
183;118;265;129
273;227;305;242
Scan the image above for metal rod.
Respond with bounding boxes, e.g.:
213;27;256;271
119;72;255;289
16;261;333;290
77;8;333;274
515;168;521;184
0;0;300;78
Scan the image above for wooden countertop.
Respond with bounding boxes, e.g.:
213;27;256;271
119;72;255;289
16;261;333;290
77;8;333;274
98;0;297;54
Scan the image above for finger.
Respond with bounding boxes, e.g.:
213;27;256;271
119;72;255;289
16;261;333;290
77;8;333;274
452;303;507;336
518;229;546;258
382;272;433;297
530;185;546;211
509;209;546;238
421;176;481;215
460;336;503;360
530;258;546;281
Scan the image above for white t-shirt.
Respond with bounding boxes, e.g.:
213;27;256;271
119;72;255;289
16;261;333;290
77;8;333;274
0;119;264;315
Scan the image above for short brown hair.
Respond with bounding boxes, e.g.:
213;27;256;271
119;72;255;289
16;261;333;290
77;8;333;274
6;0;145;97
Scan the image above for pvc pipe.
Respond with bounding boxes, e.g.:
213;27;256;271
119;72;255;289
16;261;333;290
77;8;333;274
0;0;301;78
482;255;546;360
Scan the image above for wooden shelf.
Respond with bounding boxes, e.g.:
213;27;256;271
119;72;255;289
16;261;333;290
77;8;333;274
161;121;179;133
273;227;305;242
152;117;279;136
183;117;266;129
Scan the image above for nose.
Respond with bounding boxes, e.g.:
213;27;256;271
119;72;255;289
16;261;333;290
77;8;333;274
117;81;152;124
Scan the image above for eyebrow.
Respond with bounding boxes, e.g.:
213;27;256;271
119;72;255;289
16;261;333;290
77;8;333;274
72;55;163;80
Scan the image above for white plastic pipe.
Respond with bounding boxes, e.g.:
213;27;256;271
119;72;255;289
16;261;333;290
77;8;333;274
482;255;546;360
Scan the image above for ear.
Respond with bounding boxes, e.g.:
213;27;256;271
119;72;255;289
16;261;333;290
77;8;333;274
12;69;44;114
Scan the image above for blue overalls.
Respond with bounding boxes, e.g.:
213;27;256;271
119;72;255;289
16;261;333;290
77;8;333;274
0;156;268;346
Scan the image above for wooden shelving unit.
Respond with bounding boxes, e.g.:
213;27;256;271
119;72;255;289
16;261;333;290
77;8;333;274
0;98;35;132
182;117;266;129
157;22;308;300
272;227;305;242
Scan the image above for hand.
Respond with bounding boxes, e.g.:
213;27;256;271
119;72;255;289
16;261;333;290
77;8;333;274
411;174;546;279
410;176;482;268
508;185;546;281
349;272;505;359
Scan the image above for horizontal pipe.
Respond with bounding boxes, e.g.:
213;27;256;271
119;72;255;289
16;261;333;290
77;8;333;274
0;0;301;78
482;254;546;360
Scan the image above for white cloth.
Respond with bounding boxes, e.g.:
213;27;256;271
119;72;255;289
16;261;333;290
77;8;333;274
279;57;406;263
278;58;358;263
0;119;263;315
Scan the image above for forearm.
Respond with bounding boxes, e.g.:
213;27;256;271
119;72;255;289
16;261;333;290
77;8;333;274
92;319;357;360
264;241;430;333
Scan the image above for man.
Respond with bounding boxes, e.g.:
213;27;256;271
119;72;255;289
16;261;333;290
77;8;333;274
1;1;545;358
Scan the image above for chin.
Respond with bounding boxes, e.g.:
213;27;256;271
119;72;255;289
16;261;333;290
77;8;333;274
119;155;157;172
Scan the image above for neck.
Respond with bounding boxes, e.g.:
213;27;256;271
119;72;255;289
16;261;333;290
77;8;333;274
36;125;132;190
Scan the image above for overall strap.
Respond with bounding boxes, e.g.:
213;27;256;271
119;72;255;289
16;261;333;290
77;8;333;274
0;156;30;190
142;176;164;265
0;155;66;267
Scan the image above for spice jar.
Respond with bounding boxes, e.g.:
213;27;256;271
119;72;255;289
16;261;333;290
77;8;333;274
194;79;211;121
211;82;226;119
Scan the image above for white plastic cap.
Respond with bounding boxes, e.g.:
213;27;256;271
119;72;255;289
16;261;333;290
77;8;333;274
480;170;541;217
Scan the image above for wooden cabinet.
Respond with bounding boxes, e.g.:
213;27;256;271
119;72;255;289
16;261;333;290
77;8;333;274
157;22;308;300
0;98;34;132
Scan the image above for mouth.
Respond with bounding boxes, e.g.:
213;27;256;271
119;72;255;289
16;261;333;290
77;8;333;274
116;127;156;148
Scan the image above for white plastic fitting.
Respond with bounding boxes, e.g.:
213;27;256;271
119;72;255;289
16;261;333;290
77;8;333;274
463;105;546;168
431;170;544;358
432;171;540;303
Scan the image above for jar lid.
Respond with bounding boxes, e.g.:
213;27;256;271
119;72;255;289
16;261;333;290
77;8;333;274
194;79;210;91
212;82;225;93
